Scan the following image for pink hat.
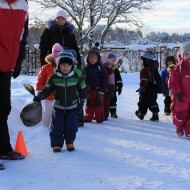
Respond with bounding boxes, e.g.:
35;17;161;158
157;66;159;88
51;43;64;59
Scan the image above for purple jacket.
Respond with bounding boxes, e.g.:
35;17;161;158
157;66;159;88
84;61;108;94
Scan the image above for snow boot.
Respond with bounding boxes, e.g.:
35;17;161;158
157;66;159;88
150;113;159;121
176;127;184;137
135;110;144;120
0;161;5;170
53;146;61;153
0;151;25;160
66;144;75;151
79;121;84;128
111;113;118;118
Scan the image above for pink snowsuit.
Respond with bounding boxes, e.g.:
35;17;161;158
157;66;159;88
170;52;190;135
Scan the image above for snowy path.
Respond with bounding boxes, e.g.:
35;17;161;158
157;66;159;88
0;74;190;190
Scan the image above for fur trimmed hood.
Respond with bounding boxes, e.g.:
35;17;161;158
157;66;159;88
46;20;74;35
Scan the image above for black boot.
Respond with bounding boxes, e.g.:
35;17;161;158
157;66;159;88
150;113;159;121
135;111;144;120
111;112;118;118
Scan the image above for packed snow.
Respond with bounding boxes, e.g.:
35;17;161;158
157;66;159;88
1;73;190;190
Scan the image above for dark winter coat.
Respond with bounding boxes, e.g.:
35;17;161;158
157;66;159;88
37;68;87;111
112;65;123;90
39;20;81;67
84;61;108;94
140;62;164;94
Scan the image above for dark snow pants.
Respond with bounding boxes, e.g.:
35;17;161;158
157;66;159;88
110;89;117;114
164;95;172;114
137;86;159;115
0;72;13;155
50;108;78;148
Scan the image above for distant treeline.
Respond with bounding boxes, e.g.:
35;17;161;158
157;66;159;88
27;24;190;47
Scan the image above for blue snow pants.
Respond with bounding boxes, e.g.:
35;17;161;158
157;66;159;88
49;108;78;148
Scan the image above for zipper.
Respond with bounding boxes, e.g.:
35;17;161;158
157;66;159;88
60;28;64;47
64;77;67;114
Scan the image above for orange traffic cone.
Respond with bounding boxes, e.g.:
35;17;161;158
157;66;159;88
15;130;29;156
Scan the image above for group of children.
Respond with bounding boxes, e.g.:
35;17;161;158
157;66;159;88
34;43;123;152
33;41;190;153
135;43;190;139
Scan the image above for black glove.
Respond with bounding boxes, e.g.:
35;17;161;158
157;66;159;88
12;61;22;79
78;98;85;115
117;87;122;95
97;93;104;100
33;95;42;102
136;86;145;93
94;93;104;107
176;93;181;102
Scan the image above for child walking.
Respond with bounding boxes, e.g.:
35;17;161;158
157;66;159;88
135;51;163;121
36;43;63;127
84;48;108;123
34;50;87;152
108;52;123;118
160;56;176;115
170;43;190;138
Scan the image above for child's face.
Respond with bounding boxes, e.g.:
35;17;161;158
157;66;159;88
183;50;190;61
88;54;98;65
109;57;116;65
167;60;174;66
59;64;72;74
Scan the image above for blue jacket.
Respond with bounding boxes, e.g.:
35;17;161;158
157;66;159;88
160;68;169;91
84;61;108;94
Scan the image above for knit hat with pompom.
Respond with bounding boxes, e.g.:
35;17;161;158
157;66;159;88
51;43;64;60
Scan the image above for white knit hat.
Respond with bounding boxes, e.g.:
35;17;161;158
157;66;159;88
55;10;67;20
180;43;190;58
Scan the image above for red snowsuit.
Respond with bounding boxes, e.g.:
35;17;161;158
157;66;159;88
170;53;190;135
36;55;56;101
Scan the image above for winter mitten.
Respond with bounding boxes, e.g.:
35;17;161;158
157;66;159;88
136;86;145;93
94;93;103;107
12;61;22;79
176;93;181;102
117;87;122;95
33;95;42;102
78;98;85;115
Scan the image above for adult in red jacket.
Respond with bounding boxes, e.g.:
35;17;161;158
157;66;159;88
0;0;28;164
170;43;190;138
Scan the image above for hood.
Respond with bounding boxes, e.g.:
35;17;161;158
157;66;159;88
46;20;75;34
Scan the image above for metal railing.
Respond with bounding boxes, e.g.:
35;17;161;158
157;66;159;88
21;46;180;75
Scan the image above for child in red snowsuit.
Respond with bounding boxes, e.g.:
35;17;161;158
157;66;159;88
170;43;190;138
84;49;108;123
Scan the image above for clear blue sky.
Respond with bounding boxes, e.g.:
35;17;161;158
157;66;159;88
28;0;190;34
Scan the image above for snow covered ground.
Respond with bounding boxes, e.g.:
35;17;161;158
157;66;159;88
1;73;190;190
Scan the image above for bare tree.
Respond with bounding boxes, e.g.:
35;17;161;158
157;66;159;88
31;0;158;51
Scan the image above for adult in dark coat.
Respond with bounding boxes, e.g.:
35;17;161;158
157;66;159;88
39;9;81;67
